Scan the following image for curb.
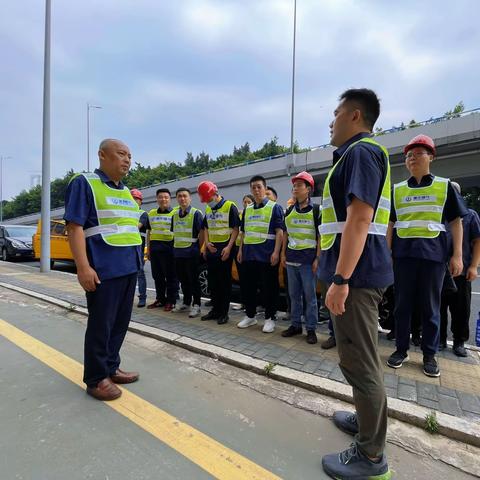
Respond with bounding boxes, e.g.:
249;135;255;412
1;280;480;449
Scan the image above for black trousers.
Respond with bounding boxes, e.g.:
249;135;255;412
242;260;279;319
207;255;233;317
175;256;201;306
150;248;178;304
84;272;137;387
440;275;471;343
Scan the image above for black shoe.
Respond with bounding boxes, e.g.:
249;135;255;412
306;330;317;344
321;336;336;349
386;330;395;340
333;411;359;436
453;342;467;357
281;325;302;337
387;350;409;369
411;335;421;347
423;355;440;377
201;310;219;321
439;340;447;351
217;315;229;325
137;298;146;308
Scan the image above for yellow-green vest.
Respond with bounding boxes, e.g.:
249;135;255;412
319;137;391;250
205;200;236;243
393;176;448;238
285;207;317;250
148;207;176;242
243;200;276;245
173;207;199;248
79;173;141;247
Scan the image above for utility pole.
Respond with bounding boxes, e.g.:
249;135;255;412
87;103;102;172
289;0;297;154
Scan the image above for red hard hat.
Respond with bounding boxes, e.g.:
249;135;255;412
404;134;436;156
197;181;218;203
291;171;314;189
130;188;143;201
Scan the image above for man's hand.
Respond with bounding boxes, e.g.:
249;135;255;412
146;250;151;261
220;245;231;262
206;242;217;254
449;255;463;277
466;264;478;282
271;251;279;266
312;258;319;274
77;265;101;292
280;253;286;269
237;249;242;264
325;283;349;316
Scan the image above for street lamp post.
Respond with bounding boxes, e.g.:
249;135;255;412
87;103;102;172
289;0;297;154
0;156;12;223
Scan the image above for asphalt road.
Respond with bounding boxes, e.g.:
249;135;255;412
14;259;480;345
0;288;474;480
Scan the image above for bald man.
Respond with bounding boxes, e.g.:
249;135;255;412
65;139;142;401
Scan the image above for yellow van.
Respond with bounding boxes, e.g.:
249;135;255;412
33;220;74;267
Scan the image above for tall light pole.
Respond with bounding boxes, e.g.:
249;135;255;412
40;0;51;273
87;103;102;172
0;156;12;223
289;0;297;154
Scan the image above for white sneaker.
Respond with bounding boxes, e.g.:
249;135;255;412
232;304;244;311
189;305;201;318
262;319;276;333
237;316;258;328
172;304;188;313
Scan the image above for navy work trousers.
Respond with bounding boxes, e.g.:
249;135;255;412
84;272;137;387
150;249;178;304
393;258;445;356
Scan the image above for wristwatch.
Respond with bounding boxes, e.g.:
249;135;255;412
332;274;350;285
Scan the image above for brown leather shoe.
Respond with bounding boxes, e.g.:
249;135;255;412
110;368;139;384
147;300;164;309
86;378;122;401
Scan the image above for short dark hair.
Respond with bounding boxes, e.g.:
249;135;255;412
156;188;171;196
243;194;255;202
339;88;380;130
266;185;278;199
175;187;191;196
249;175;266;187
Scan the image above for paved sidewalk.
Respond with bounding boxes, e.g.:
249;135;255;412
1;261;480;423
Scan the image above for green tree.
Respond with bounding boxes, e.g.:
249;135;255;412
444;101;465;118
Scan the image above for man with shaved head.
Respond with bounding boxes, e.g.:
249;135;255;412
64;139;142;401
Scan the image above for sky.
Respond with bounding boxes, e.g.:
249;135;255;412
1;0;479;200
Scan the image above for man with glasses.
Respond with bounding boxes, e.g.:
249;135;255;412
387;134;467;377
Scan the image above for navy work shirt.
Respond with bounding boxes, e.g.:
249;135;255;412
139;211;148;251
203;197;241;259
240;198;285;263
285;200;320;265
64;169;142;281
148;207;174;254
390;174;468;264
317;132;394;288
172;205;204;259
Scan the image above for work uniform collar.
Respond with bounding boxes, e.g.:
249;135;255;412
254;197;269;209
210;197;225;210
407;173;434;188
95;168;125;189
157;206;172;214
178;205;192;217
295;198;313;213
333;132;372;165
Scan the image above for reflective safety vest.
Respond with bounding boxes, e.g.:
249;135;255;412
243;200;276;245
148;207;176;242
235;212;243;246
393;176;448;238
173;207;199;248
205;200;236;243
319;137;391;250
78;173;142;247
285;207;317;250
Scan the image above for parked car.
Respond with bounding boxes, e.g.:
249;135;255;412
33;220;74;268
0;224;36;261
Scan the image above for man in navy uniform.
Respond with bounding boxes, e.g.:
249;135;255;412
318;89;393;479
65;139;141;401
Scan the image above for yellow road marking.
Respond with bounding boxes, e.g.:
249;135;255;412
0;318;281;480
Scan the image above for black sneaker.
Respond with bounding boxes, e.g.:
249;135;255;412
423;355;440;377
201;310;219;321
333;411;359;436
217;315;229;325
306;330;317;344
411;335;421;347
439;340;447;351
321;336;336;349
322;443;391;480
281;325;302;337
387;350;409;369
453;342;467;357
